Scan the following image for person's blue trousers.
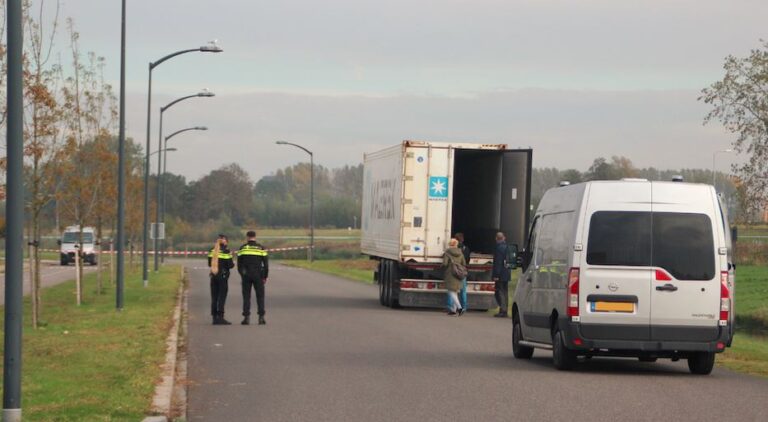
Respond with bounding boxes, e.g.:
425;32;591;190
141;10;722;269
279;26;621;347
446;278;468;311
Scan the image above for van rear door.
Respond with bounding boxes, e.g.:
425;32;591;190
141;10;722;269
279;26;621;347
579;183;652;340
649;184;721;341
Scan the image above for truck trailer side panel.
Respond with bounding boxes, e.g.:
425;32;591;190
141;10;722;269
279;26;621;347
361;144;404;262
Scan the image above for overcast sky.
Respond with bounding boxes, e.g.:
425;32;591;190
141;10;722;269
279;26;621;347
38;0;768;180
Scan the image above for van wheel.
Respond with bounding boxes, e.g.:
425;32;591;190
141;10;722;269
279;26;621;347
687;352;715;375
552;329;577;370
512;314;534;359
60;258;68;266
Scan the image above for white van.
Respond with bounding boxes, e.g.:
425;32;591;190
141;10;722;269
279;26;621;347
511;180;734;374
59;226;98;266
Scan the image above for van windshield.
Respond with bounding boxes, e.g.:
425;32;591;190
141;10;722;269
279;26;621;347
587;211;715;280
62;232;94;244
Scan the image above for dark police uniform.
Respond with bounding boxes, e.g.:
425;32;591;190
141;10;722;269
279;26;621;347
208;246;234;324
237;241;269;323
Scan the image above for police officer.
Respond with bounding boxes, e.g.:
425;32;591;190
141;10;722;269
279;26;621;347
237;230;269;325
208;234;234;325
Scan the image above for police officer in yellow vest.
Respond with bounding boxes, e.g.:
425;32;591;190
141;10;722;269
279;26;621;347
208;234;235;325
237;230;269;325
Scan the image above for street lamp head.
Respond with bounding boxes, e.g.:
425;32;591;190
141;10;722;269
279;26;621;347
276;141;287;145
197;88;215;97
195;126;208;131
165;148;178;152
200;40;223;53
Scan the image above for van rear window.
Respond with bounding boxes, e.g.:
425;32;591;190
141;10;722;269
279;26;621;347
652;213;715;280
587;211;715;280
587;212;651;267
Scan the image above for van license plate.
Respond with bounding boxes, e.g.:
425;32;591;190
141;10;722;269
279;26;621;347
591;301;634;313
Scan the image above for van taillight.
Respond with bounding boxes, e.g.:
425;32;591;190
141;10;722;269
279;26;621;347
720;271;730;323
567;268;580;317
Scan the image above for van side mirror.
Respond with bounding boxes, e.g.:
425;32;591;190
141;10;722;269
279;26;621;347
520;250;532;272
56;239;61;246
731;226;738;242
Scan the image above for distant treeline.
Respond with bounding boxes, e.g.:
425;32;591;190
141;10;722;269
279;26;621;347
532;156;739;213
154;154;742;244
161;163;363;242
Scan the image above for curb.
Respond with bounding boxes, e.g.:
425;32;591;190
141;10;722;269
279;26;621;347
143;268;187;422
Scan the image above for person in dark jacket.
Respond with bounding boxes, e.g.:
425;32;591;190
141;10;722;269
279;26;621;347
208;234;235;325
443;238;466;316
454;232;471;310
237;230;269;325
492;231;511;318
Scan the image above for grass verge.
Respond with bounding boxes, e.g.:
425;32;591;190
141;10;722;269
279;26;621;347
0;266;182;421
280;259;376;284
718;334;768;377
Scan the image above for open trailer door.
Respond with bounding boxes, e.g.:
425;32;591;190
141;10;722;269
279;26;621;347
500;149;532;250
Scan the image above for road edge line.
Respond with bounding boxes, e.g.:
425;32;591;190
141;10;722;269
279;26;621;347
143;267;186;421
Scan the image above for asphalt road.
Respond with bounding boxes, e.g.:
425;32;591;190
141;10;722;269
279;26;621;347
187;263;768;422
0;260;97;305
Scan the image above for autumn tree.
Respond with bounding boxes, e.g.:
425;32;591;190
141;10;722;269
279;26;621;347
58;19;117;304
701;40;768;219
22;0;64;327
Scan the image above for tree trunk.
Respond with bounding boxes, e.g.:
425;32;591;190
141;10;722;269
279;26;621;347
28;230;38;329
129;239;135;272
76;222;83;305
31;216;42;329
96;218;103;295
109;238;114;285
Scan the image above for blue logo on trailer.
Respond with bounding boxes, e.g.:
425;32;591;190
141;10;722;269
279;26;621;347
417;156;424;163
429;176;449;199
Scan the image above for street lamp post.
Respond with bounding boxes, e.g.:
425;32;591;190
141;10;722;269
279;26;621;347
116;0;127;312
3;1;24;420
153;91;214;271
143;42;222;287
160;126;208;263
712;149;733;193
276;141;315;262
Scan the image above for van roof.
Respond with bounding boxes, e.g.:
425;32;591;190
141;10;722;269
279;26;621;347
538;180;717;214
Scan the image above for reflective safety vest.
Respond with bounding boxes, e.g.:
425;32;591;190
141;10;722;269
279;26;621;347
208;249;234;260
237;244;268;257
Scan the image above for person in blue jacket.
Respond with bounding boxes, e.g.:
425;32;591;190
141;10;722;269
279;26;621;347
492;232;511;318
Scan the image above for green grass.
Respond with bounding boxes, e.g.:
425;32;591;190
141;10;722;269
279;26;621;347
734;265;768;330
719;334;768;377
0;266;182;421
280;259;376;284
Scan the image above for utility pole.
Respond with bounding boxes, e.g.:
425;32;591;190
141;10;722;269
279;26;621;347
3;0;25;420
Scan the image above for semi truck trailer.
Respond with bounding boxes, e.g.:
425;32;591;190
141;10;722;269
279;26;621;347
361;140;532;309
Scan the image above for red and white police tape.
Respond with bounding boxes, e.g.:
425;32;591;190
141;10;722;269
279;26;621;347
39;245;312;255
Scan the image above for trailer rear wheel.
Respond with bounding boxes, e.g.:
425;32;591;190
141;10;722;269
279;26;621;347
378;262;386;306
383;260;400;309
